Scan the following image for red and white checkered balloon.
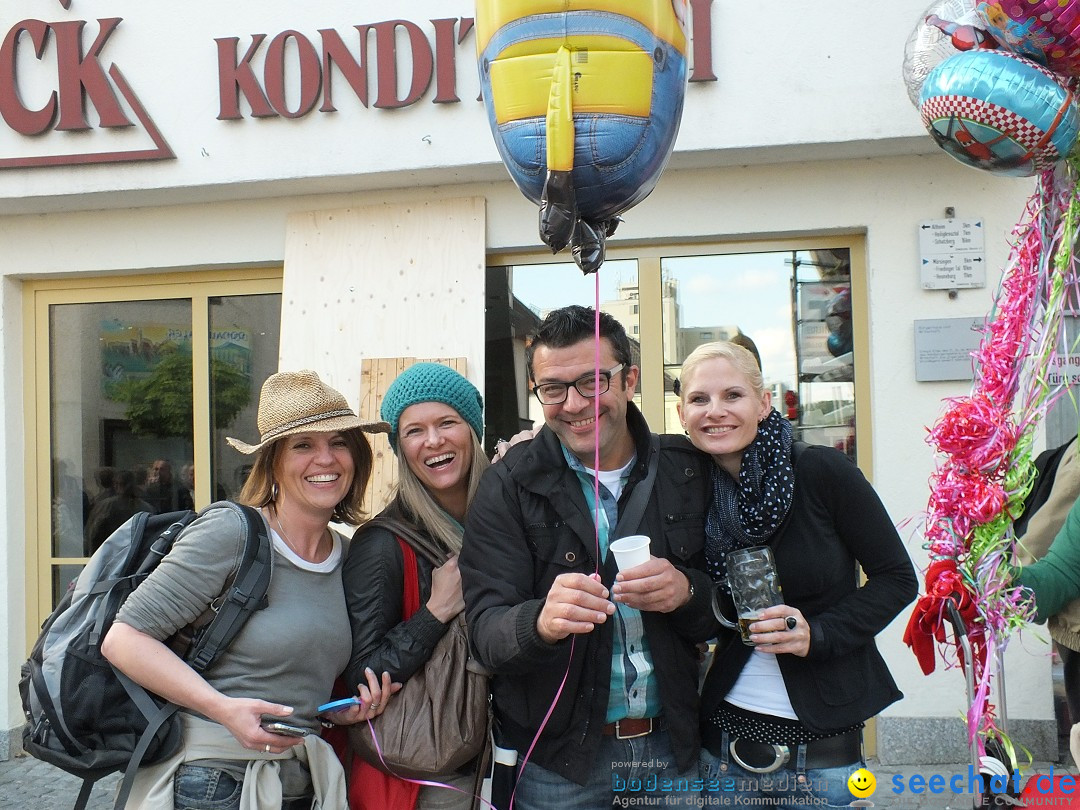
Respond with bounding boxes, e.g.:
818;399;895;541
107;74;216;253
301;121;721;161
919;49;1080;175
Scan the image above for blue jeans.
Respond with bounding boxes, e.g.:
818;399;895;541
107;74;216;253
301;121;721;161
699;733;861;809
173;765;312;810
174;765;243;810
514;728;698;809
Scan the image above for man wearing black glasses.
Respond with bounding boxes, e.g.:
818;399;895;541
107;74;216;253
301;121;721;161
461;305;715;809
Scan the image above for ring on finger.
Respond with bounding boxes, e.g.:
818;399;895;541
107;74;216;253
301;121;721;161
264;744;271;753
370;702;380;709
785;616;798;631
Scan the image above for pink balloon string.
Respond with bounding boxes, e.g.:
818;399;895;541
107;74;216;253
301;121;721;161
360;717;500;810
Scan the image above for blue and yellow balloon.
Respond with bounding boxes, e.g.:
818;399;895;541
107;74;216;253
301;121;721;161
476;0;689;273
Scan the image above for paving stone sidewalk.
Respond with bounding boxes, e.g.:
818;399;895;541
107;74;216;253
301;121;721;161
0;752;119;809
1;751;1073;808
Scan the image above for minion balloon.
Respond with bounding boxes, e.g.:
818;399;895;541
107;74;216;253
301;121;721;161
476;0;689;273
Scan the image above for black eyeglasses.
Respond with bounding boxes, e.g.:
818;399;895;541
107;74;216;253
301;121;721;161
532;364;624;405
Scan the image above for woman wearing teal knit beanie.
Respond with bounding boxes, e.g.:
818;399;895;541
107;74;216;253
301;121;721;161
340;363;488;810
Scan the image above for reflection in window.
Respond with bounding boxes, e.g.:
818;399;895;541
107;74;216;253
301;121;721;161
487;261;640;439
209;295;282;503
484;248;856;461
51;300;195;565
661;250;855;458
44;292;281;609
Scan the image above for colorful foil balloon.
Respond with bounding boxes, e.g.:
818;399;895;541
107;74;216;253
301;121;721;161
977;0;1080;76
903;0;998;106
475;0;689;273
918;49;1080;175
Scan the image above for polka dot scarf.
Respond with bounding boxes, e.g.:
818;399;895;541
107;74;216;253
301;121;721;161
705;408;795;587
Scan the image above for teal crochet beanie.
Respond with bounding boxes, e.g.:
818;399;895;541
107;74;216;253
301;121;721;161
381;363;484;451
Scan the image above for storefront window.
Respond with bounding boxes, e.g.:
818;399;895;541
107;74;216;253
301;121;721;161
30;274;281;616
484;260;639;450
485;243;859;462
209;294;282;504
661;249;855;458
51;300;195;562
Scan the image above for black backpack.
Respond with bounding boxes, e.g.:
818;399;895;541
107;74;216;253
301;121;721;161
19;501;272;810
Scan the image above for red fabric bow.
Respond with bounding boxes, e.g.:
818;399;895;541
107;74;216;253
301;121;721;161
903;559;983;675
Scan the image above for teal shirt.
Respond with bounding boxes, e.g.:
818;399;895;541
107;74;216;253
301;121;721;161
561;445;661;723
1018;495;1080;620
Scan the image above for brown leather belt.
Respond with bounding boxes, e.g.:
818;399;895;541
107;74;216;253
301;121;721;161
602;716;666;740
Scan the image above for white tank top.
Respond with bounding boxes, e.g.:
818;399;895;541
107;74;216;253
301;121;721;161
724;649;799;720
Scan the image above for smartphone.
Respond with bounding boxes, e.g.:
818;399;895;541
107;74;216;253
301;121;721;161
260;719;309;737
317;697;362;713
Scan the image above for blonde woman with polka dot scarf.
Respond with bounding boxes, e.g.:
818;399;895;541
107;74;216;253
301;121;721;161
676;341;916;809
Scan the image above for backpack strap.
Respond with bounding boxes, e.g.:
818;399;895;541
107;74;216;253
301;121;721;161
111;671;180;810
74;778;95;810
185;502;272;672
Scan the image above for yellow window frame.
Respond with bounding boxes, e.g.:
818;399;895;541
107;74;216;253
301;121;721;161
23;268;282;642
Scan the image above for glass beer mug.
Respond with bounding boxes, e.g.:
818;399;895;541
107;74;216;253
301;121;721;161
713;546;784;646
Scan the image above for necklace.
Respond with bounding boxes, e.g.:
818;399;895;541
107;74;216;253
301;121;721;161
269;509;329;563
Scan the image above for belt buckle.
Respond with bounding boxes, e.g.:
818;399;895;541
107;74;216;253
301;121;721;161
615;718;652;740
729;738;790;774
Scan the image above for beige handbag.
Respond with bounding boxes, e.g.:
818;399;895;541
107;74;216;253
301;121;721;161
348;517;490;780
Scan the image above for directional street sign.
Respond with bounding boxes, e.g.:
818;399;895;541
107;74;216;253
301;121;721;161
918;219;985;290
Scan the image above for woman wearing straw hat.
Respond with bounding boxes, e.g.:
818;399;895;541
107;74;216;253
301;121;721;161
341;363;489;810
102;370;392;809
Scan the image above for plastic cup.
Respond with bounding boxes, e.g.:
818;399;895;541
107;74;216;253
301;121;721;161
610;535;651;571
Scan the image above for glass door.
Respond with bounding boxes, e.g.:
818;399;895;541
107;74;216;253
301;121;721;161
28;272;281;626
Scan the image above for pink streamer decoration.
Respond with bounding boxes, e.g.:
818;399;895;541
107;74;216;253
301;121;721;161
916;162;1080;760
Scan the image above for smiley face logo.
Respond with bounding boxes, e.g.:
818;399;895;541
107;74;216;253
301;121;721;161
848;768;877;798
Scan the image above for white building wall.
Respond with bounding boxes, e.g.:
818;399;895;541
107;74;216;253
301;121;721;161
0;0;1059;762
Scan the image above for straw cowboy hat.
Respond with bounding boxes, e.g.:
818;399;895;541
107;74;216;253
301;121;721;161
226;369;389;455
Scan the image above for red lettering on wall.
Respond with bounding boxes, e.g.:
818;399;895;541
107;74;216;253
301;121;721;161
371;20;432;109
0;15;173;168
263;30;321;118
432;18;461;104
0;20;57;135
688;0;716;82
52;18;131;130
318;27;369;111
216;35;275;120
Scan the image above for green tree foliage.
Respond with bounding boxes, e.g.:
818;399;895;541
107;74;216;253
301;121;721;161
115;350;250;438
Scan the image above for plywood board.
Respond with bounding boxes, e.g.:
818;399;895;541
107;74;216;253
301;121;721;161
279;196;485;419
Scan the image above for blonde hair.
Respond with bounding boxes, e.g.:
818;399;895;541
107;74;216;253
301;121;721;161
394;431;489;553
236;428;374;525
679;341;765;401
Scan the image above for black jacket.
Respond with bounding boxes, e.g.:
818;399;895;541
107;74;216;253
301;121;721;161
341;502;452;690
701;444;918;736
459;404;715;782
